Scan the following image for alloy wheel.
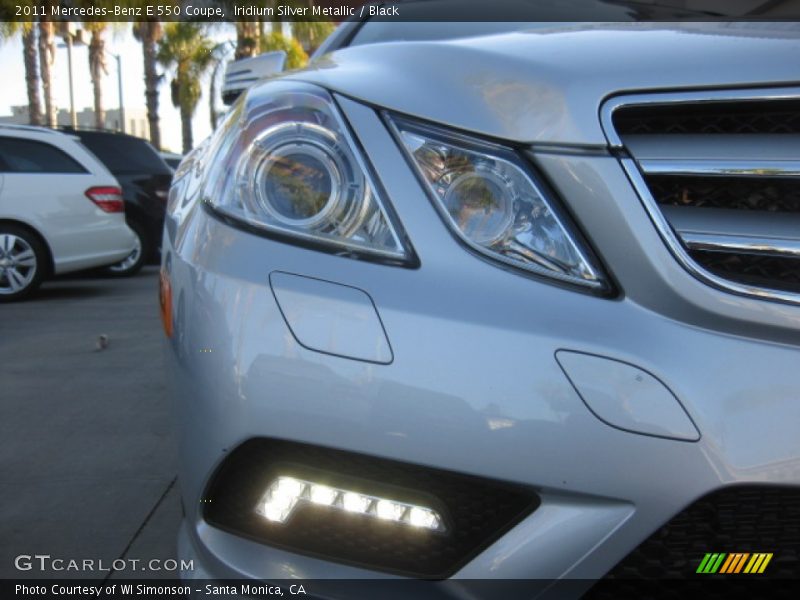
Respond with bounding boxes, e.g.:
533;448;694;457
0;234;37;295
108;231;143;273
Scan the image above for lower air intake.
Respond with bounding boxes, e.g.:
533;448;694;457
203;438;539;578
602;486;800;581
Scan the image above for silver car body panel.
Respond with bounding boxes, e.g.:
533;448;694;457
555;350;700;442
269;271;394;364
286;23;800;145
165;22;800;591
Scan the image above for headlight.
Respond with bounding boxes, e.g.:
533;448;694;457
388;115;608;290
202;82;413;263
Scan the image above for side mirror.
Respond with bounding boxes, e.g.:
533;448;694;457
221;51;288;106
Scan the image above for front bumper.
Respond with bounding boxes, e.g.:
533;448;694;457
165;94;800;594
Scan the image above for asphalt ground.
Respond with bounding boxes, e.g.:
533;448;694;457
0;267;180;580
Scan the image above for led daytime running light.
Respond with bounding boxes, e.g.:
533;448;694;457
255;476;445;532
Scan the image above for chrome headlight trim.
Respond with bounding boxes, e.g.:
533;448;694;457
201;82;417;267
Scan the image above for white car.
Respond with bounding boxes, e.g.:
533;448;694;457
0;125;136;301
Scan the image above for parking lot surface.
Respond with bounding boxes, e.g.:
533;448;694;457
0;267;180;579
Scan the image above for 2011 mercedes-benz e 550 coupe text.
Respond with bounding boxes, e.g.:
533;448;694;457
163;22;800;596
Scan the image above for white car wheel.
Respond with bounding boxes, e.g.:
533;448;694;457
106;222;146;276
0;227;45;302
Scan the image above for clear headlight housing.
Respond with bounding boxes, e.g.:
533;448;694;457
389;115;607;290
201;82;413;263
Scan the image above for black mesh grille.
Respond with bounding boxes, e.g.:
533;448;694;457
602;486;800;581
690;252;800;293
614;100;800;135
203;438;539;578
648;176;800;213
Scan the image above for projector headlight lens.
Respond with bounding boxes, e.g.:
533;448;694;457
389;115;607;290
202;82;413;263
258;136;341;226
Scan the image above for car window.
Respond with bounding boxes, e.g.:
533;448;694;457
0;137;87;174
75;133;172;176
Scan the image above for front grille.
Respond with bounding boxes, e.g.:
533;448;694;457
203;438;539;578
608;90;800;304
614;99;800;135
601;486;800;580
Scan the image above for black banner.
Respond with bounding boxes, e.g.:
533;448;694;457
2;0;800;23
3;578;799;600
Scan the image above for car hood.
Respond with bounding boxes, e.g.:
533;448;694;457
284;22;800;146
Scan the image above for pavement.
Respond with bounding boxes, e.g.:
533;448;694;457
0;267;180;580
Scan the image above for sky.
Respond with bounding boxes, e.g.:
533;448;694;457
0;25;237;153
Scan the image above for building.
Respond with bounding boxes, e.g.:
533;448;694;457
0;105;150;139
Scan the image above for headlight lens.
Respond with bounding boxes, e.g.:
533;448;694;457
390;115;607;290
202;83;412;263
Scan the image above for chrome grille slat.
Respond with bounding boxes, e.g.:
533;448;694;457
624;133;800;161
601;88;800;306
663;206;800;259
639;160;800;177
682;233;800;259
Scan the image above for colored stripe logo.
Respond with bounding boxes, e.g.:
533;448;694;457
697;553;773;574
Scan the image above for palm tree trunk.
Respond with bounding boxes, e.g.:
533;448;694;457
181;107;193;154
38;20;56;128
258;20;265;50
88;29;106;129
209;64;218;130
22;27;42;126
141;22;161;149
235;22;259;59
179;66;193;153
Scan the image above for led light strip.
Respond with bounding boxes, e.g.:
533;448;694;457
255;476;446;532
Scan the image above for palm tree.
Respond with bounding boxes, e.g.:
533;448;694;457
157;23;215;153
235;21;260;60
38;20;56;127
131;19;163;149
21;25;42;126
260;31;308;70
0;21;42;125
84;22;109;129
292;17;335;54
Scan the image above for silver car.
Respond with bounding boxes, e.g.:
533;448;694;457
163;19;800;596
